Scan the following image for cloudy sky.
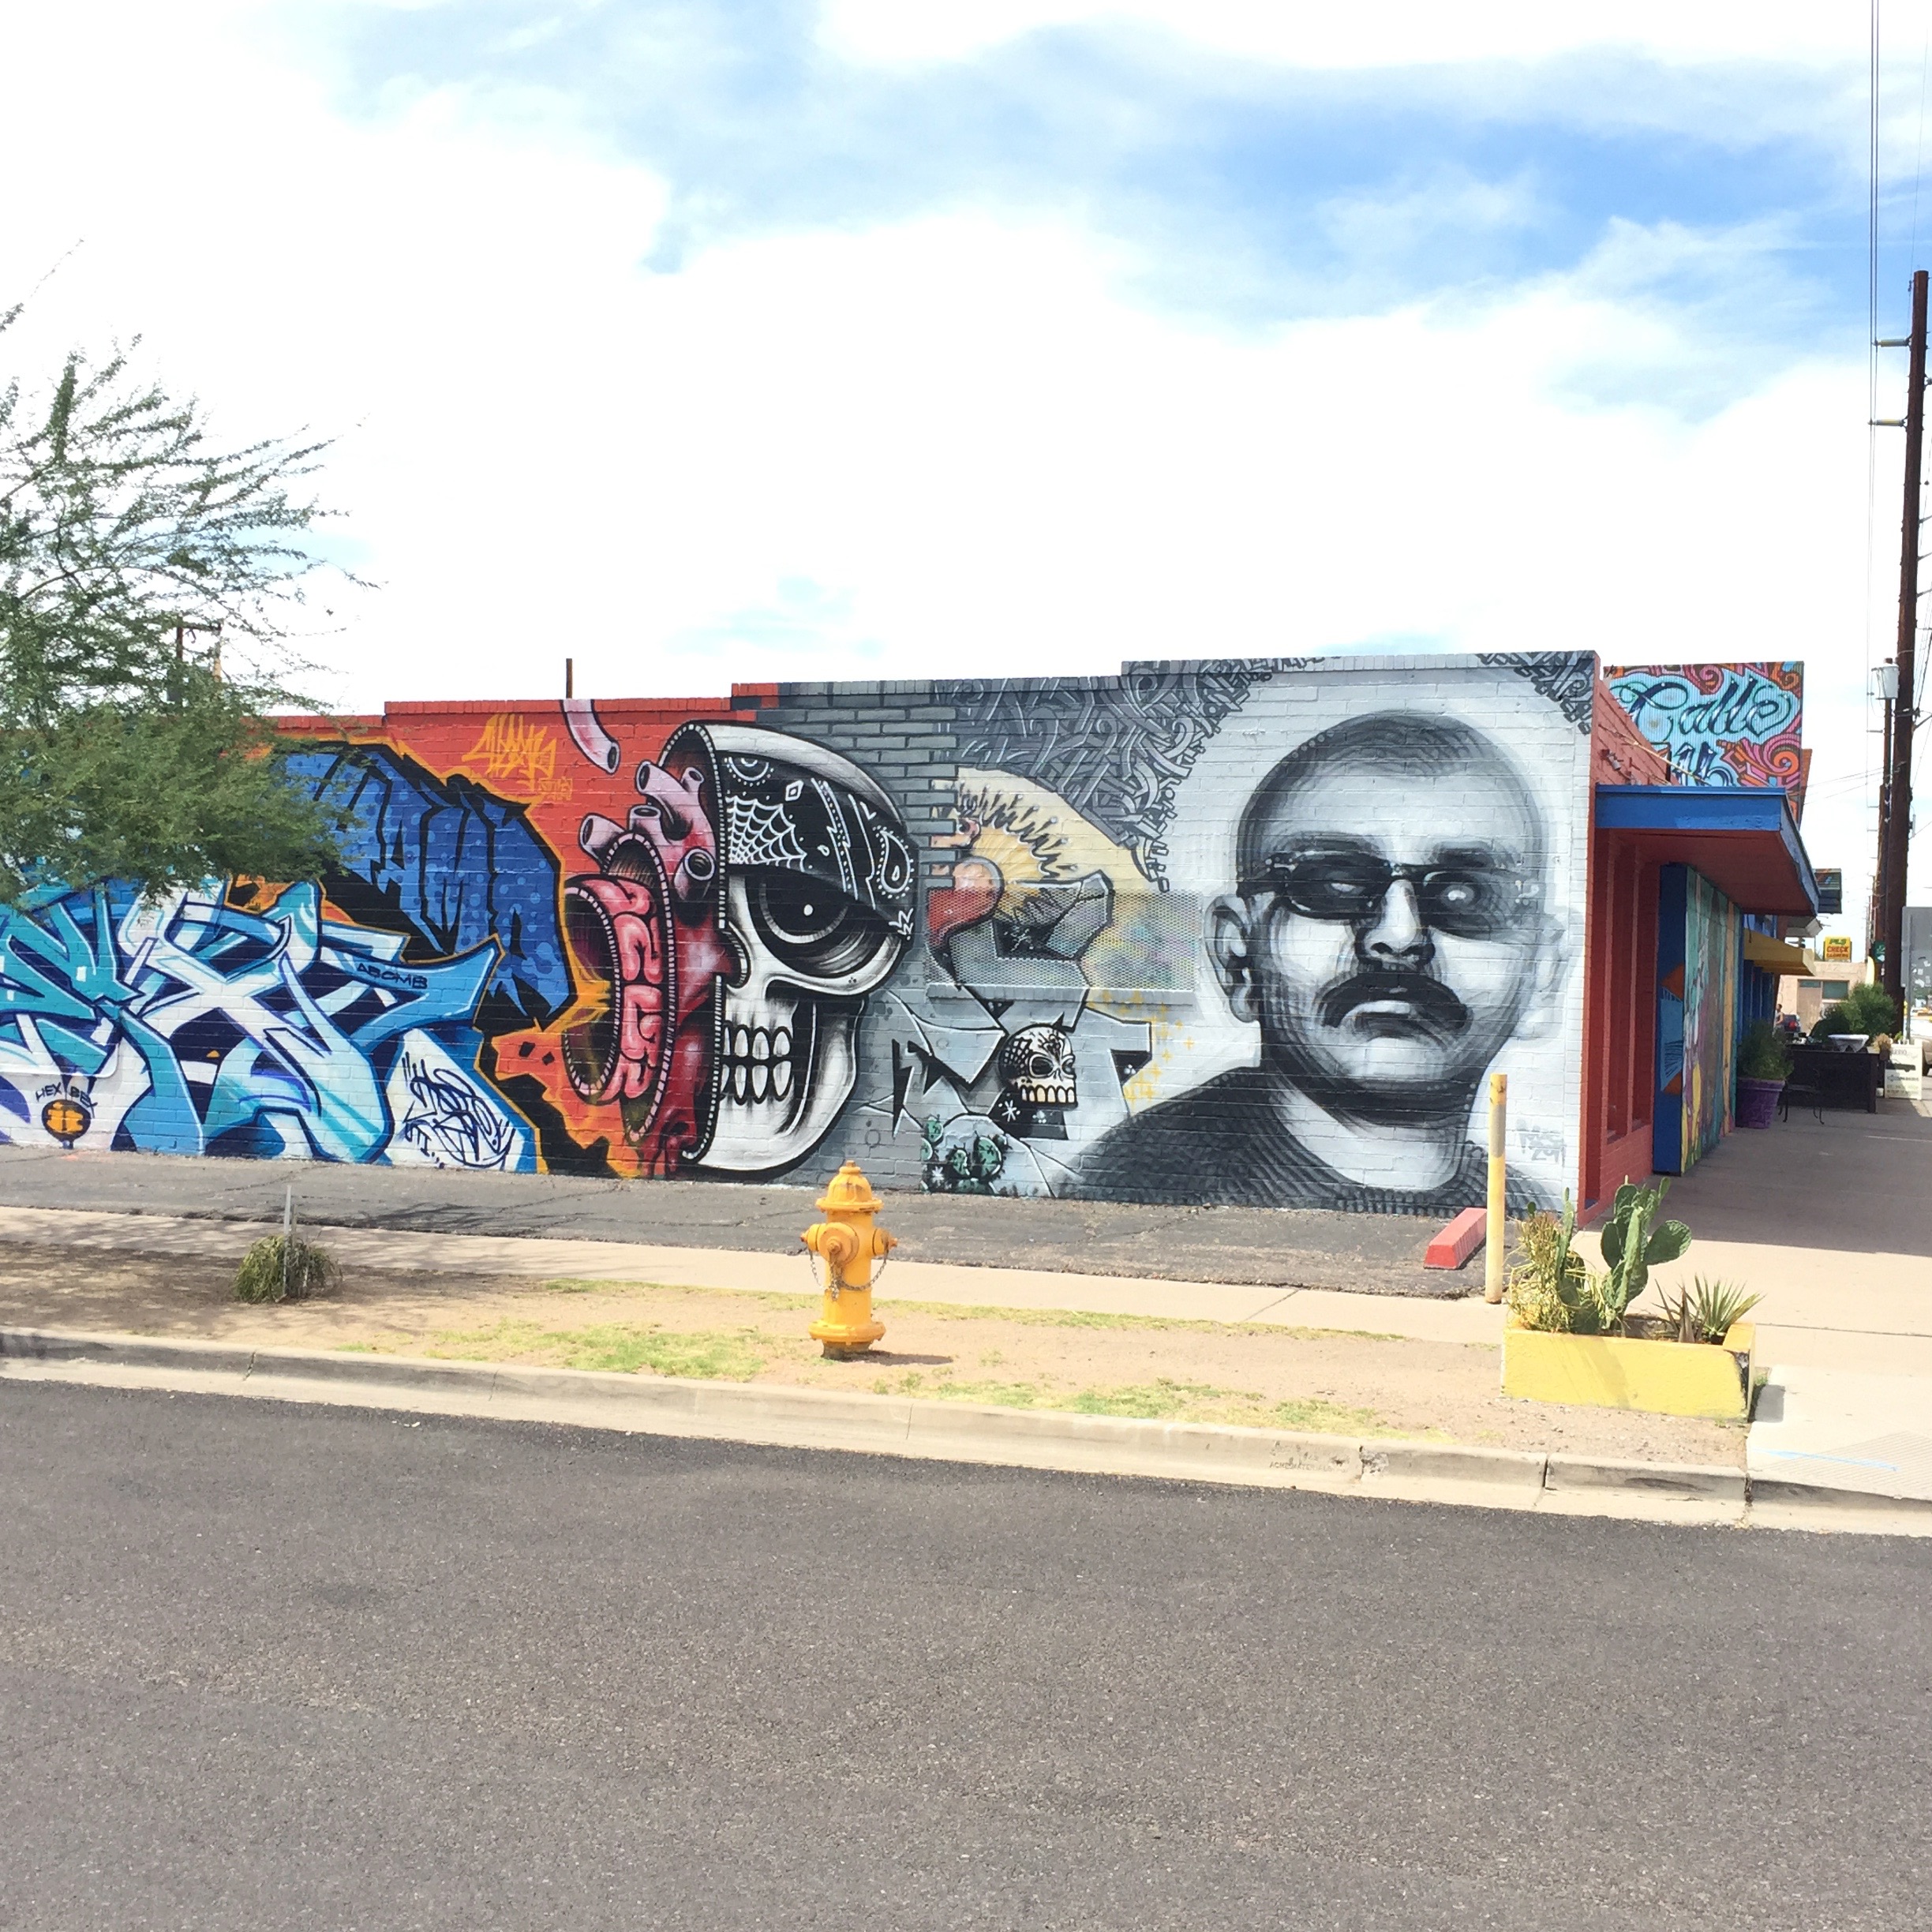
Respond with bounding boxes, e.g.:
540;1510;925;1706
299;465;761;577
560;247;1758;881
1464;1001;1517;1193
4;1;1928;925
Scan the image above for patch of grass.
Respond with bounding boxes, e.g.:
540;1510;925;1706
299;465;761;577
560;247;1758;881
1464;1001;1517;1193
522;1277;1404;1342
332;1324;1420;1438
1052;1377;1392;1434
1266;1396;1386;1434
927;1377;1048;1408
1069;1377;1237;1418
530;1276;818;1311
875;1298;1406;1342
340;1319;766;1380
552;1325;767;1378
862;1371;1054;1410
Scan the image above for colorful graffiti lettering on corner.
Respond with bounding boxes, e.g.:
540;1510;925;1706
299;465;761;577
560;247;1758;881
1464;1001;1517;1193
1604;662;1805;796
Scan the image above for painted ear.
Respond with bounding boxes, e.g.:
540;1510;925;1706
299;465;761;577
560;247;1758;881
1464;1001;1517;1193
1509;913;1569;1041
1208;896;1262;1024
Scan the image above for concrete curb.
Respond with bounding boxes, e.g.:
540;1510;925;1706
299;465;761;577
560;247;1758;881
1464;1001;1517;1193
3;1326;1926;1533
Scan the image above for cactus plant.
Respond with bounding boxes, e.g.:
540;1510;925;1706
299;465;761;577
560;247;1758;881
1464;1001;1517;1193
1506;1193;1593;1331
1508;1184;1696;1337
1595;1179;1692;1331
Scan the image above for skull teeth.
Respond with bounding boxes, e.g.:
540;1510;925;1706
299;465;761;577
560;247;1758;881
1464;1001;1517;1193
1016;1083;1076;1106
721;1024;802;1104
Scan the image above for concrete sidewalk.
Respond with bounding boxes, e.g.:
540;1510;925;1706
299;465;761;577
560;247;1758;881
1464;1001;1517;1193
2;1185;1927;1372
2;1099;1927;1359
2;1196;1926;1506
0;1205;1499;1345
1582;1099;1932;1379
0;1144;1468;1297
1749;1365;1932;1506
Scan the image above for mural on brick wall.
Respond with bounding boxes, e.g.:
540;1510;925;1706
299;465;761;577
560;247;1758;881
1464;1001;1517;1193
858;662;1586;1213
0;655;1593;1212
0;874;532;1166
536;721;915;1177
1604;662;1807;805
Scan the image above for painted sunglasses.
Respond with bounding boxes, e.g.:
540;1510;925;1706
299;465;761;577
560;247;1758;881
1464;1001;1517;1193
1247;853;1542;938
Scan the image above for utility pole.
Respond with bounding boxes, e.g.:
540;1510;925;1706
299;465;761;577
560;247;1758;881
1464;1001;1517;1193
1880;268;1928;1009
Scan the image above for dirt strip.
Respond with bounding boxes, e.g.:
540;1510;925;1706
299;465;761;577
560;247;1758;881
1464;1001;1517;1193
0;1237;1743;1464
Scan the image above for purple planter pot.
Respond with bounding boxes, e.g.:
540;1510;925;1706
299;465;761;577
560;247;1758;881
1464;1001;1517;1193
1736;1076;1784;1129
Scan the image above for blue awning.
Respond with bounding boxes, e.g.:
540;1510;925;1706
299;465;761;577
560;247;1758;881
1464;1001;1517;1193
1593;785;1819;916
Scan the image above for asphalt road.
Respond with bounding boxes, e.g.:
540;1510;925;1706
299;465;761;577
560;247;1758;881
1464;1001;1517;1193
0;1143;1455;1295
4;1384;1927;1932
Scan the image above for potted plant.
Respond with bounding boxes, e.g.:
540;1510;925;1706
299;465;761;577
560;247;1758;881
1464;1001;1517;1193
1735;1020;1790;1129
1500;1181;1758;1421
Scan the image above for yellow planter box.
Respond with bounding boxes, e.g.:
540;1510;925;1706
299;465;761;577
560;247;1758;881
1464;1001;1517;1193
1501;1321;1754;1422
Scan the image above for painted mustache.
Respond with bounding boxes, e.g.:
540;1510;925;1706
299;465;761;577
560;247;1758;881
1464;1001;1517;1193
1318;971;1470;1036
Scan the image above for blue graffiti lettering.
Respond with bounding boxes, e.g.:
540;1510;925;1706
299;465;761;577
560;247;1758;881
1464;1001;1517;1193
0;878;534;1167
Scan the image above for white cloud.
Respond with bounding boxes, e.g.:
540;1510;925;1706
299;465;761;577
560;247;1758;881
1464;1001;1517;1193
0;0;1906;919
818;1;1864;70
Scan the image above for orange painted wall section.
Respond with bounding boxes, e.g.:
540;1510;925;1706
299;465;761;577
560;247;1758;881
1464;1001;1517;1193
1577;679;1668;1215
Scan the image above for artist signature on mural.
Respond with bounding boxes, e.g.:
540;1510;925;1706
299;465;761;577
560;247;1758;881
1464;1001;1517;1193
462;713;575;803
397;1050;520;1169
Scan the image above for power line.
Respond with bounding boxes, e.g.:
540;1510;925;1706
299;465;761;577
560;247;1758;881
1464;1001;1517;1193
1911;8;1932;264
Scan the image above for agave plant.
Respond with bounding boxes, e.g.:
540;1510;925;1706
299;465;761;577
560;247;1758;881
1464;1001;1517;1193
1656;1276;1761;1346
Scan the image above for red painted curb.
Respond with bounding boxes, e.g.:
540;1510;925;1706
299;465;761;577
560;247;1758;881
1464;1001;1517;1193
1424;1206;1486;1270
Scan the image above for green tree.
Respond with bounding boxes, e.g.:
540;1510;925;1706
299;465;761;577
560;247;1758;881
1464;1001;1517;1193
0;305;352;904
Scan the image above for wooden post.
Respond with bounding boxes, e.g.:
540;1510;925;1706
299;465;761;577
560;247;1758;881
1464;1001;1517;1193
1880;268;1927;1005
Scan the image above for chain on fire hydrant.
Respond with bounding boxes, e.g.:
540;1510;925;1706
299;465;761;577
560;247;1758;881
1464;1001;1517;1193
803;1161;896;1357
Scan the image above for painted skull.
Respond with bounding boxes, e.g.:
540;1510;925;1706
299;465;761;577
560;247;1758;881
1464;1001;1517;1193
561;721;915;1177
997;1024;1077;1108
694;724;916;1172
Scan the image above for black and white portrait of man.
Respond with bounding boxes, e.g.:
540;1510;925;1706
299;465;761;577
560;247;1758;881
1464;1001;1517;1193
1078;710;1565;1213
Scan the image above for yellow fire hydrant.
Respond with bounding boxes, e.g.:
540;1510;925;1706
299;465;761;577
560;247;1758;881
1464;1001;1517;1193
803;1161;896;1357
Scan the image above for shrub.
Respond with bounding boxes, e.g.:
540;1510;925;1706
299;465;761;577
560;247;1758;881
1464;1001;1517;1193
1736;1020;1792;1082
234;1234;337;1304
1844;981;1900;1035
1814;982;1898;1040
